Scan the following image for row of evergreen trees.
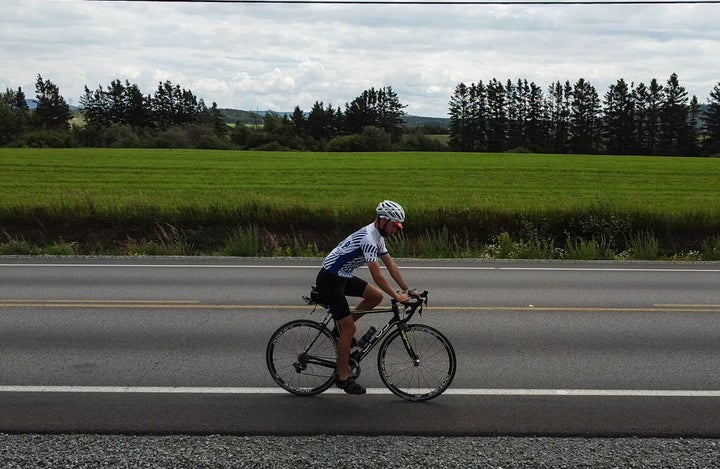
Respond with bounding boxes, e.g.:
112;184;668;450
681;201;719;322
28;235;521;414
1;76;416;151
448;73;720;156
0;75;227;147
3;73;720;155
80;79;226;132
80;80;408;141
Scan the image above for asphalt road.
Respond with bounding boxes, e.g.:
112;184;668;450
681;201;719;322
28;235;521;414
1;257;720;436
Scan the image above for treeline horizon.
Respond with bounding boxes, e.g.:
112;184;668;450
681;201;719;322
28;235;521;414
449;73;720;157
1;73;719;156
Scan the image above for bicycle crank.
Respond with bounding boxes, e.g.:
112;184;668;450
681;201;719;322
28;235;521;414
349;358;361;379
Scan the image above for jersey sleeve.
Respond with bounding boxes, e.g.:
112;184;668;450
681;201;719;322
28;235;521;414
377;237;388;257
361;239;380;263
361;233;388;263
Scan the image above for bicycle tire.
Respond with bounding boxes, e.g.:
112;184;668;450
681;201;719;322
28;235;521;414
266;319;337;396
377;324;456;402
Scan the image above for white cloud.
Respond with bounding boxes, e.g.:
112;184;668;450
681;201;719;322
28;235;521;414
1;0;719;116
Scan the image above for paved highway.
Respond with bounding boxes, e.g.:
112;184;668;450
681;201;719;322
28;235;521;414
1;257;720;436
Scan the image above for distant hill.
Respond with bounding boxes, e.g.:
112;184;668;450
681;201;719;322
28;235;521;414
219;108;450;129
402;115;450;129
218;108;265;126
26;98;80;112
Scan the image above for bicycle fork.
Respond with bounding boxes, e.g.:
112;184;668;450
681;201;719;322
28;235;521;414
399;324;421;366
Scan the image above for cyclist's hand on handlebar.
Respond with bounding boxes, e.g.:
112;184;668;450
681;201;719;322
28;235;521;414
395;289;424;304
395;291;411;303
409;289;423;299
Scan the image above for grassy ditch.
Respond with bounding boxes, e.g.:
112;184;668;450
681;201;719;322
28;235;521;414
1;148;719;259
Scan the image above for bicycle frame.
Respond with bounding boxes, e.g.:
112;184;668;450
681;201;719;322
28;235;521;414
301;292;428;371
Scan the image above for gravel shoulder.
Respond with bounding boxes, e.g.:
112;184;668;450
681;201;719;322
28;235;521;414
1;435;719;468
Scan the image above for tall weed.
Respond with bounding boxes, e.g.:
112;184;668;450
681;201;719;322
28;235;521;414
420;227;477;258
0;239;39;255
564;237;616;260
386;231;415;257
487;232;558;259
150;223;194;255
624;231;660;260
567;210;631;252
700;236;720;261
274;233;323;257
223;225;261;256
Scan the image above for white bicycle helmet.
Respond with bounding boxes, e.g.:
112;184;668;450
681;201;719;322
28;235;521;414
376;200;405;228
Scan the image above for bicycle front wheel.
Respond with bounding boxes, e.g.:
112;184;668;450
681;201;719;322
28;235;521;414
377;324;456;401
266;319;337;396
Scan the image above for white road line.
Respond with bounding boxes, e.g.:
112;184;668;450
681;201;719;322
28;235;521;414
1;386;720;397
1;263;720;273
0;263;720;273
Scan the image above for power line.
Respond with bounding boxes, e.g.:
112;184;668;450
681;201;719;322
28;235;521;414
87;0;720;5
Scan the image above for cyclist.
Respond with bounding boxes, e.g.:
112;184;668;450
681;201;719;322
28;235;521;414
316;200;420;395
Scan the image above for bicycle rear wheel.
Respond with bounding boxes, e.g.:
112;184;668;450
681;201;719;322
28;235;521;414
266;319;337;396
377;324;456;401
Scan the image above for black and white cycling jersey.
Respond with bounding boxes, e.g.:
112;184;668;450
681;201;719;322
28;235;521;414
321;222;388;278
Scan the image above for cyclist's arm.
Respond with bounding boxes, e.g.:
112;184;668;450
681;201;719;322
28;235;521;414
367;260;407;302
379;253;410;291
380;253;422;299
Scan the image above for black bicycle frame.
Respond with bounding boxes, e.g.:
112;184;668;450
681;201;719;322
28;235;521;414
299;293;427;370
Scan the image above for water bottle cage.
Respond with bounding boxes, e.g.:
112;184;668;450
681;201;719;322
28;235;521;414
356;327;377;349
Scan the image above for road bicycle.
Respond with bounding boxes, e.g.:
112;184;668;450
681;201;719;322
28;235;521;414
266;287;456;401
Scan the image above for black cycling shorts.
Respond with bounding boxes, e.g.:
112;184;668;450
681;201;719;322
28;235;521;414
315;268;368;321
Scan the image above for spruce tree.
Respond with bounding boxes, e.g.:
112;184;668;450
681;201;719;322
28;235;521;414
603;79;636;154
448;82;473;152
486;78;507;152
34;74;72;130
570;78;601;154
702;82;720;156
659;73;690;155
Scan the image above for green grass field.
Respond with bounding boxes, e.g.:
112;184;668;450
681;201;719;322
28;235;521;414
1;148;719;257
1;148;718;212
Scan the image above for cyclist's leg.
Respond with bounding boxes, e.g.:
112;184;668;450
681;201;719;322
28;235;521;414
316;269;357;383
335;313;366;393
335;315;356;381
353;282;382;319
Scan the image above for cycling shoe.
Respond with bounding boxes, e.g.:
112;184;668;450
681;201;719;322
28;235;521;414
335;377;366;395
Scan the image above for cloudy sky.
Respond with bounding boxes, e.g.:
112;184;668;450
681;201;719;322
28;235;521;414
2;0;719;117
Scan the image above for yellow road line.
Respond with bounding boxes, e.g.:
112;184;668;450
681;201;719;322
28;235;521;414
0;302;304;309
0;299;199;304
432;303;720;312
654;304;720;308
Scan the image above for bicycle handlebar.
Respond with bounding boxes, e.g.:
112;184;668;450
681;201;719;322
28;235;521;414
391;290;429;321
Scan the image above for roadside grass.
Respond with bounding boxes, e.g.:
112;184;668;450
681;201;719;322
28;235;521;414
1;148;719;259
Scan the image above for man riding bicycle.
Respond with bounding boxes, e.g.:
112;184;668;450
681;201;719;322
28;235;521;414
315;200;420;395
